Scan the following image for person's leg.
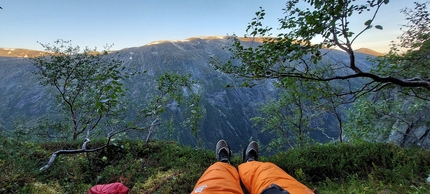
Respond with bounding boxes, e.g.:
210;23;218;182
238;142;314;194
191;140;243;194
192;162;243;194
239;161;314;194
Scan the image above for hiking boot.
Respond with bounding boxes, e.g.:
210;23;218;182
243;141;259;162
216;139;231;163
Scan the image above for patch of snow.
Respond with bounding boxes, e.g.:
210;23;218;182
171;42;184;51
170;39;190;43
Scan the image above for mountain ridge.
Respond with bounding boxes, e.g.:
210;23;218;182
0;36;386;57
354;47;384;56
0;48;46;58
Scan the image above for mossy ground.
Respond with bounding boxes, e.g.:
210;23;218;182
1;137;429;193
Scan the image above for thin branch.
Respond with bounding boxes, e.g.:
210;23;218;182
271;72;430;89
145;117;160;143
39;129;125;171
351;2;383;44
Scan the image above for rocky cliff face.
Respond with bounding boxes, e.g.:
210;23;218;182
113;37;281;149
1;37;428;150
0;57;54;129
0;37;282;150
383;97;430;149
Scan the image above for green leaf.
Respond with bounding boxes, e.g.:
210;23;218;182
241;81;250;87
375;25;383;30
364;20;372;26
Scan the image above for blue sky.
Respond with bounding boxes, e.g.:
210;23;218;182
0;0;419;53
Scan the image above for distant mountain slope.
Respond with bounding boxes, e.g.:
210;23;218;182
354;47;384;56
0;48;45;58
0;37;384;150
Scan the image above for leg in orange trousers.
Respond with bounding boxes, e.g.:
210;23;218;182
191;162;244;194
238;161;314;194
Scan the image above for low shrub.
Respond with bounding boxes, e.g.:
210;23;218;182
269;142;430;186
1;135;429;193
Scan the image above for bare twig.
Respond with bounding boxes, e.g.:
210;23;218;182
39;129;125;171
145;118;159;143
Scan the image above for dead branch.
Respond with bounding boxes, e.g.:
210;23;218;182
39;129;123;171
145;118;160;143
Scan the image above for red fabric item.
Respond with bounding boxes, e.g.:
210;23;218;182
88;182;129;194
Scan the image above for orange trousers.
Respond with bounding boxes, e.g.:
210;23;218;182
191;161;314;194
